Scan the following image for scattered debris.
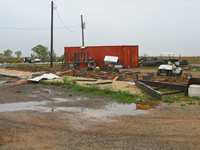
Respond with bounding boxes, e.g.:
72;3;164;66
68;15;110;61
179;98;186;101
100;76;108;80
136;105;150;110
139;57;165;66
0;73;21;78
184;78;200;96
143;75;151;81
32;91;41;94
135;74;186;100
6;80;29;88
80;72;88;77
180;60;189;65
86;81;112;85
75;79;97;81
15;90;22;93
117;75;125;81
28;73;59;82
113;76;119;81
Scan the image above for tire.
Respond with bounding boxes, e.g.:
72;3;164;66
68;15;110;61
157;69;161;76
178;70;183;76
167;71;173;76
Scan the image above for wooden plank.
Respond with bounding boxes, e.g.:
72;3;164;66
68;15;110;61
86;81;112;85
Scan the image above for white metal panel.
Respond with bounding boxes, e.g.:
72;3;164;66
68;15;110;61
104;56;119;64
28;73;59;82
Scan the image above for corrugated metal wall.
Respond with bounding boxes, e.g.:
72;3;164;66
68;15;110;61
64;45;138;67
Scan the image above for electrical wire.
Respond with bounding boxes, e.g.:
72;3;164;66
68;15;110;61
85;0;189;16
86;6;200;23
0;3;81;31
54;7;81;32
0;27;65;30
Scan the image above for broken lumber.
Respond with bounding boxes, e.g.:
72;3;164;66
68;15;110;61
113;76;119;81
75;79;97;81
86;81;112;85
6;81;29;88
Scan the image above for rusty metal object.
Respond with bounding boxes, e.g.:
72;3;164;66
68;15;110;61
134;74;187;100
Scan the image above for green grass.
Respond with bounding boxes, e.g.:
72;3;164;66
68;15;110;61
180;104;186;106
34;63;62;69
39;77;143;104
39;76;200;105
0;74;2;77
0;58;23;63
157;88;171;93
161;93;200;105
18;64;26;67
187;67;200;72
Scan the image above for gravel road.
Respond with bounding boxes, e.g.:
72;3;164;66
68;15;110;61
0;82;200;149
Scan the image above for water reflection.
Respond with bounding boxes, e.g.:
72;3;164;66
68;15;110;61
0;99;149;117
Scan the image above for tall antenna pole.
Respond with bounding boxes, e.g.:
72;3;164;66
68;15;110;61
81;15;84;47
50;1;53;68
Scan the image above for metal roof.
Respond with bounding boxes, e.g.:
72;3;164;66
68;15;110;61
28;73;59;82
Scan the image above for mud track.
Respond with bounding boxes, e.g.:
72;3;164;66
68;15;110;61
0;82;200;149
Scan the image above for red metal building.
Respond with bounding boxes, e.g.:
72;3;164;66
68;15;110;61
64;45;138;67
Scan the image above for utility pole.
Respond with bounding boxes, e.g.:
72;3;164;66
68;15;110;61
50;1;53;68
81;15;84;47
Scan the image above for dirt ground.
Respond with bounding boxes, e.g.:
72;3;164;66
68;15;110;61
0;67;200;149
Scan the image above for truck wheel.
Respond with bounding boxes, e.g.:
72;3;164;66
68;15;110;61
157;69;161;76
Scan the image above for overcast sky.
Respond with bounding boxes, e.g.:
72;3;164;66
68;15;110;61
1;0;200;57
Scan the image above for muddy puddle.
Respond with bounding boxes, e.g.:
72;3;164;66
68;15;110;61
0;96;153;117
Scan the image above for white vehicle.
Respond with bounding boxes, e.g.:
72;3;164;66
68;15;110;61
31;53;41;63
157;52;182;76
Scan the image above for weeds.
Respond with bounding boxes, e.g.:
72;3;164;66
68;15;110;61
181;104;186;106
53;81;62;86
18;64;26;67
62;77;77;85
187;101;196;105
40;77;137;103
38;76;200;105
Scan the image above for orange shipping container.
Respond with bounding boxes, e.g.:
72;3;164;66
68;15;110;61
64;45;138;67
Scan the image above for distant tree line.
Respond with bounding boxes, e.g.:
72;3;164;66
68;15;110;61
0;44;58;61
0;49;22;58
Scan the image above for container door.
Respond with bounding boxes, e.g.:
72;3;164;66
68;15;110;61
130;46;138;67
123;47;131;67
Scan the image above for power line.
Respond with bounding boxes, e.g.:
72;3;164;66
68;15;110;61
85;0;188;16
0;27;65;30
0;25;80;30
54;6;81;32
86;6;200;23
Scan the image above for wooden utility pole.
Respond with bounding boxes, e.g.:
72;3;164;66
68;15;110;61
50;1;53;68
81;15;84;47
